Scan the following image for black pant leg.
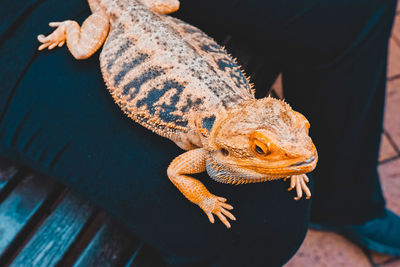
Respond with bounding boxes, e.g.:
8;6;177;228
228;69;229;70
0;0;311;266
178;0;397;224
280;1;397;224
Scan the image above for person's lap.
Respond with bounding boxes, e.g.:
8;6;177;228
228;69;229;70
177;0;396;224
1;0;396;265
0;0;315;265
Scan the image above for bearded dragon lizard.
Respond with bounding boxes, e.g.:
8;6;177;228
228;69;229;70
37;0;318;228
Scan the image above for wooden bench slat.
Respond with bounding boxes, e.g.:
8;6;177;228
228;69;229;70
73;219;140;267
125;242;144;267
126;243;166;267
0;159;19;193
10;191;95;266
0;159;163;266
0;173;57;256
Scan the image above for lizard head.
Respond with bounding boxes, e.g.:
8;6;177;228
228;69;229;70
204;97;318;184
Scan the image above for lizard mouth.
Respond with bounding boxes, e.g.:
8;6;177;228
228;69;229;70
289;155;317;167
206;152;318;185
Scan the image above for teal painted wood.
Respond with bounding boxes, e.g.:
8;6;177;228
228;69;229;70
125;242;144;267
10;191;95;266
126;243;166;267
0;159;18;193
0;173;57;257
0;159;157;266
74;218;140;267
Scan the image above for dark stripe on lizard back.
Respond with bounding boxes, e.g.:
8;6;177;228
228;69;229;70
148;15;243;107
176;33;247;106
216;57;249;91
179;40;239;108
202;115;216;131
113;52;150;86
106;38;134;70
136;79;188;127
122;66;166;100
171;18;251;99
200;44;249;94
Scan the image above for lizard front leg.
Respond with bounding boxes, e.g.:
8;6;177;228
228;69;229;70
286;174;311;200
37;10;110;60
167;148;236;228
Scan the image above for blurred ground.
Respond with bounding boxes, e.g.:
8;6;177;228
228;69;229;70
280;8;400;267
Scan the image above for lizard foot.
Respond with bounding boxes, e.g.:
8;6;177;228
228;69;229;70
198;194;236;228
37;21;70;51
287;174;311;200
151;0;180;14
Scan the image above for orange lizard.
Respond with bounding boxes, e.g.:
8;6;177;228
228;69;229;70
37;0;318;228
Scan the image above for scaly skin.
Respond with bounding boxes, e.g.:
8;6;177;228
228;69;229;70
38;0;318;228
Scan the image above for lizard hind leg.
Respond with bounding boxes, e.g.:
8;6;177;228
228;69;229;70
37;10;110;60
139;0;180;14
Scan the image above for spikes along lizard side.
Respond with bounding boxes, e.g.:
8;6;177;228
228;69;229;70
37;0;318;228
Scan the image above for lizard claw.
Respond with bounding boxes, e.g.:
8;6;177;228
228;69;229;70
37;21;69;51
288;174;311;200
199;194;235;228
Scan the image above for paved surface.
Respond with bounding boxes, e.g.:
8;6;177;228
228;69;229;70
283;8;400;267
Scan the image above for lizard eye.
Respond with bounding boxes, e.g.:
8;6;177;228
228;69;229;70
252;141;270;156
254;145;265;155
250;131;272;157
221;148;229;156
